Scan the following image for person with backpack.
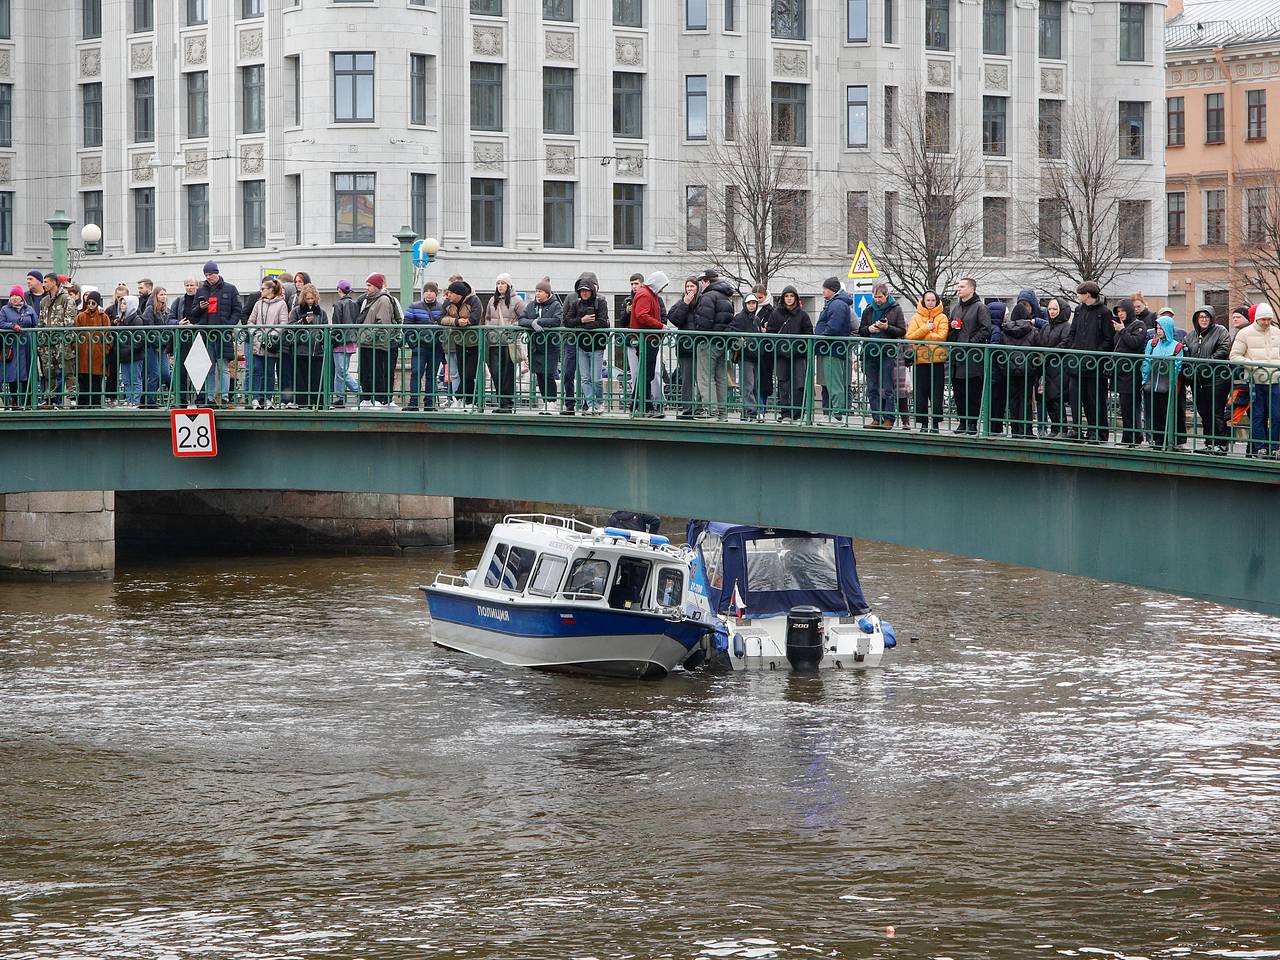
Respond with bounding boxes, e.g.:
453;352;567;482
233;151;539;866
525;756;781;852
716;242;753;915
1143;315;1185;450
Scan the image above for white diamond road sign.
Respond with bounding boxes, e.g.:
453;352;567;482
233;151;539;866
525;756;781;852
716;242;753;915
183;332;213;392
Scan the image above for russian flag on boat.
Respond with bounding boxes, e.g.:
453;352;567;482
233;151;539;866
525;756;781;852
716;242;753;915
731;583;747;617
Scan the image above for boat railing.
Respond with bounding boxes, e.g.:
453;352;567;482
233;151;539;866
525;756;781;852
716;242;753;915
432;572;471;588
503;514;598;535
556;590;606;602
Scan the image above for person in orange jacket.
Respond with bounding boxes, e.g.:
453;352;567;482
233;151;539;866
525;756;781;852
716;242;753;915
74;290;112;407
905;291;949;431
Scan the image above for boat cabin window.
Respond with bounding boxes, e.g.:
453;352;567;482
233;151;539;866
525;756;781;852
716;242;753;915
501;546;538;592
745;537;838;591
699;530;725;590
566;557;610;598
483;543;511;588
608;557;652;610
528;554;568;598
656;568;684;607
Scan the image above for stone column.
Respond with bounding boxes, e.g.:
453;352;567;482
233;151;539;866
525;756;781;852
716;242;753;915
0;492;115;581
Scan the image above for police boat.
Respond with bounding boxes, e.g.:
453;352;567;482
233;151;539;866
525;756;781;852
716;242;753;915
421;515;716;680
686;521;897;672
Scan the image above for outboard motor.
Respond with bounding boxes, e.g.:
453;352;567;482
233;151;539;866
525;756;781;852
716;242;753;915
785;605;824;673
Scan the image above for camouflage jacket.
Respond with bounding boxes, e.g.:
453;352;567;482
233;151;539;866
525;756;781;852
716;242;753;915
38;289;76;328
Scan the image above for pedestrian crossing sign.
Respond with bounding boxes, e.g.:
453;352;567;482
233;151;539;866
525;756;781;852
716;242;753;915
847;242;880;280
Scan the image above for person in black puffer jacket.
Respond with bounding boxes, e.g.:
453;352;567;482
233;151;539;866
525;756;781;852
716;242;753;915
1000;289;1043;438
562;271;610;414
692;269;735;419
765;285;812;423
1035;296;1073;437
1111;298;1149;446
1064;281;1115;441
1184;304;1232;452
729;293;762;421
668;277;702;418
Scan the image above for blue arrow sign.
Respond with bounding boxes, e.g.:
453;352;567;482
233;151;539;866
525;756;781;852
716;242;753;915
412;239;431;268
853;292;874;317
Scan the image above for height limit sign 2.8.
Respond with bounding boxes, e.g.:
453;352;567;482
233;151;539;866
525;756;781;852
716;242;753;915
170;409;218;458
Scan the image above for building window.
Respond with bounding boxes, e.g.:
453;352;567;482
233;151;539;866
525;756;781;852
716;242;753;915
846;85;868;148
186;71;208;139
82;0;101;38
1205;289;1230;320
471;62;503;132
613;72;643;138
410;54;431;127
613;184;643;249
725;0;735;31
242;180;266;248
471;0;502;12
286;174;301;245
1038;198;1062;256
883;85;897;149
185;0;207;25
847;0;867;42
1247;90;1267;142
132;77;154;144
0;192;10;256
983;0;1006;56
613;0;642;27
82;191;103;253
686;0;706;30
285;56;300;127
982;96;1007;156
1167;96;1185;147
884;191;897;252
925;92;951;152
334;173;376;244
772;0;805;39
1118;3;1145;62
333;52;375;123
471;178;503;247
82;83;102;148
1166;191;1186;246
132;0;153;32
1039;0;1062;58
771;82;807;146
883;0;895;43
1245;187;1268;243
847;190;868;250
242;0;264;17
544;181;574;248
187;183;209;251
544;0;572;20
133;187;155;254
1039;99;1062;159
544;67;575;135
0;0;9;40
1205;93;1224;145
686;75;707;141
411;172;436;241
773;190;807;252
982;197;1007;258
241;65;265;134
1204;188;1226;245
0;85;10;148
1118;100;1146;160
1118;199;1146;258
925;0;949;50
725;75;738;140
685;185;708;251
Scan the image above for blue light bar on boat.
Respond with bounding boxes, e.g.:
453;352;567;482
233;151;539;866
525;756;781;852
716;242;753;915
602;527;670;547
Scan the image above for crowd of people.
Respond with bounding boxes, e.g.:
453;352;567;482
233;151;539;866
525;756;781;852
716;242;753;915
2;261;1278;458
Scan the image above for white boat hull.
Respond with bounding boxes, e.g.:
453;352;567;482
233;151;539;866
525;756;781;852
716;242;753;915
725;617;887;672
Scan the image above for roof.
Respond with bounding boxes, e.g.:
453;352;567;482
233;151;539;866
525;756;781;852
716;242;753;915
1166;0;1280;50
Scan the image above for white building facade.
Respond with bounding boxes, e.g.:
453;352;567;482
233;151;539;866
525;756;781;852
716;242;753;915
1;0;1169;302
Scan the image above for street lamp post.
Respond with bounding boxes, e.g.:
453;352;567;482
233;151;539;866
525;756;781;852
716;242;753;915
69;224;102;278
46;211;75;278
394;226;419;314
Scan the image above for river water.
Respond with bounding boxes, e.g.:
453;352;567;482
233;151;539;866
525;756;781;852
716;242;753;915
2;541;1278;960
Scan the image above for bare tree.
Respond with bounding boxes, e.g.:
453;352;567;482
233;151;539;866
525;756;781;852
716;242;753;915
692;96;814;291
867;85;985;304
1022;101;1145;294
1234;156;1280;310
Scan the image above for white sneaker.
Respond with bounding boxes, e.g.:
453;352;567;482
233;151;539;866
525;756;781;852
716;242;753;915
372;401;385;408
383;401;400;411
251;399;262;410
284;401;299;410
357;400;373;410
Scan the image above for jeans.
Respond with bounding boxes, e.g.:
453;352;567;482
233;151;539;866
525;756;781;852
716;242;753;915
864;352;894;423
333;350;361;402
576;348;604;410
142;347;166;405
409;345;440;409
120;358;144;405
696;344;727;417
204;358;230;404
1251;383;1280;453
250;354;279;403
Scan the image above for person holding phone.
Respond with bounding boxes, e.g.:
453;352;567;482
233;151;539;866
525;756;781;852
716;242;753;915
562;272;609;415
194;261;242;407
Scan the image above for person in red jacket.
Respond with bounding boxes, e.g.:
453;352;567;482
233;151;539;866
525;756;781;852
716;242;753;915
629;271;669;417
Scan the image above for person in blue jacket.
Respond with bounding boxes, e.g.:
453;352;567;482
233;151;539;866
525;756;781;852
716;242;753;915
0;284;38;409
985;300;1007;434
1143;314;1185;450
816;277;853;422
193;261;243;407
404;281;443;411
857;281;907;428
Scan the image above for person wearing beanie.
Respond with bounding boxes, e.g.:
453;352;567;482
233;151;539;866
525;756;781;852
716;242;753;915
1;283;38;408
816;277;854;424
354;272;402;409
519;276;564;413
194;263;241;407
1230;301;1280;456
482;273;524;413
329;280;361;407
72;286;111;407
24;270;44;314
403;280;444;411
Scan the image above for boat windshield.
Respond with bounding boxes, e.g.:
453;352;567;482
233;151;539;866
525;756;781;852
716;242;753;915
566;557;610;598
745;537;838;592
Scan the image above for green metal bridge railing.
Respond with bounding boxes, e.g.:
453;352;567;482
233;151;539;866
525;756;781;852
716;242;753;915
1;324;1278;461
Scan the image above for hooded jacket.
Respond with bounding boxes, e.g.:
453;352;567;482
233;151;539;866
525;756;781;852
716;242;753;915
764;286;812;354
729;301;761;335
986;301;1007;346
1001;292;1041;371
519;293;564;343
629;273;667;331
1034;298;1073;353
905;299;948;364
1228;313;1280;384
563;272;610;349
1111;299;1149;392
0;301;38;383
107;295;148;365
1143;316;1184;391
691;278;735;334
667;287;699;358
817;289;855;338
1183;305;1231;384
946;292;992;378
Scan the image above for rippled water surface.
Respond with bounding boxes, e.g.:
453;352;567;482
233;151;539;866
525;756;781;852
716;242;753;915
2;542;1279;959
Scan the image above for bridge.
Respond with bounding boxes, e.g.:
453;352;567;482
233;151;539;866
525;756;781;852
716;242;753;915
1;325;1277;613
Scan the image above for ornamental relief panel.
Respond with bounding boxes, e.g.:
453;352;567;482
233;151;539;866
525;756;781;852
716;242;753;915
1040;66;1064;95
0;157;11;185
473;25;503;57
239;28;264;60
131;153;154;184
79;48;101;78
545;31;575;62
240;142;265;176
546;144;575;175
983;62;1009;90
615;36;643;66
926;58;952;88
129;42;153;71
184;149;208;179
474;141;504;171
984;164;1010;193
183;35;208;67
80;155;102;185
773;48;808;78
615;151;645;178
0;48;11;80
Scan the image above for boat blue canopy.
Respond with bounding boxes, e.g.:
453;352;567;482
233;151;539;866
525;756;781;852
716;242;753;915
686;521;868;618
